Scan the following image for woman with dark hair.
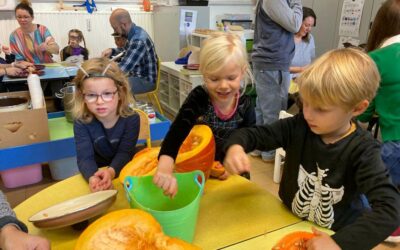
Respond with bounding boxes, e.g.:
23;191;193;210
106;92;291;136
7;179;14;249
289;7;317;79
365;0;400;52
358;0;400;242
9;0;59;63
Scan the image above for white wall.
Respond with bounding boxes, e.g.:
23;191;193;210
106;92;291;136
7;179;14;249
0;2;152;61
0;0;386;62
304;0;382;57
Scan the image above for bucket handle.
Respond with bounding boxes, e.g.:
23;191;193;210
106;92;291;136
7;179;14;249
55;91;65;99
123;170;204;202
123;177;134;203
193;171;205;191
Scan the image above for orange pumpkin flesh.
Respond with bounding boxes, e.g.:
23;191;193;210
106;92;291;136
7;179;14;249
210;161;226;178
119;125;215;182
119;147;161;183
175;125;215;179
75;209;200;250
272;231;315;250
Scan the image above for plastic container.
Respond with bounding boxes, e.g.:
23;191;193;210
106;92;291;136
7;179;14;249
27;74;44;109
55;83;75;123
0;96;28;112
143;0;151;11
0;164;43;188
124;170;204;242
48;157;79;180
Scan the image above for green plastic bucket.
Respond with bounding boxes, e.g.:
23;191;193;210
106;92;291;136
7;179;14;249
123;170;204;242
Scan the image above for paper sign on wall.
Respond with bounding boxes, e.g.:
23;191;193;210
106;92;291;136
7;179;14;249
338;36;360;48
339;0;365;37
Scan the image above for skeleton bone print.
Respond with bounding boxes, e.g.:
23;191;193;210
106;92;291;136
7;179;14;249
292;164;344;228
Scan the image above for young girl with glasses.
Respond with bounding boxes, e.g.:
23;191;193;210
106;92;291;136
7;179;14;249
153;33;256;198
60;29;89;61
72;57;140;192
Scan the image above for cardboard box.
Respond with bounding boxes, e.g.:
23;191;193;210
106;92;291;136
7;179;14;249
0;91;49;149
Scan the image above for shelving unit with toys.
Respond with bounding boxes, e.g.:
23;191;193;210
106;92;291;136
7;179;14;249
159;61;203;115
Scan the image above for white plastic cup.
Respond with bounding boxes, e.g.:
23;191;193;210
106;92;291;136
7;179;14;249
27;74;44;109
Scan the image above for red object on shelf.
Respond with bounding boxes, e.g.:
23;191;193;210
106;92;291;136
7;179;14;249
143;0;151;12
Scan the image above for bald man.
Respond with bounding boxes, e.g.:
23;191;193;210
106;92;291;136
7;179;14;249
102;8;158;95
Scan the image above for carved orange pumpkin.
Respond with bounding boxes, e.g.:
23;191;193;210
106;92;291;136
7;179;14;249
119;125;215;182
175;125;215;179
75;209;200;250
119;147;161;183
272;231;315;250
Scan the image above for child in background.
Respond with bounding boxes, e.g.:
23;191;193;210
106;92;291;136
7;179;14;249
110;33;127;62
1;45;15;63
223;48;400;249
153;33;256;197
72;57;140;192
60;29;89;61
112;32;127;49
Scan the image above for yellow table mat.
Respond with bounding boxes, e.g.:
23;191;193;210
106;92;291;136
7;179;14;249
193;176;300;249
15;175;300;250
14;175;130;250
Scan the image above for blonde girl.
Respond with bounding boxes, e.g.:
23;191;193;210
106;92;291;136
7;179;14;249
60;29;89;61
72;57;139;192
153;33;256;197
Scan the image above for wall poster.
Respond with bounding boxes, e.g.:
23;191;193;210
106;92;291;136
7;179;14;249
339;0;365;37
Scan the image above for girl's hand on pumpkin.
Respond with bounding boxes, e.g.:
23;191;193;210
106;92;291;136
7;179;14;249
153;155;178;198
306;227;340;250
223;145;251;175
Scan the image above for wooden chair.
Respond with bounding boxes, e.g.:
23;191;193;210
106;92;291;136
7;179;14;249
273;110;293;183
134;108;151;148
137;57;164;115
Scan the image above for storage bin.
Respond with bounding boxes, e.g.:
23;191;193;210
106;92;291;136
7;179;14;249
0;164;43;188
48;157;79;180
124;170;205;242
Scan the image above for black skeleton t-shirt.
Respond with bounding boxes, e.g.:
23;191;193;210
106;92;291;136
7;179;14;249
223;113;400;249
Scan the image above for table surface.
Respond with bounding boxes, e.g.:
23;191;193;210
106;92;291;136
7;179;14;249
222;221;332;249
2;63;75;83
14;174;301;250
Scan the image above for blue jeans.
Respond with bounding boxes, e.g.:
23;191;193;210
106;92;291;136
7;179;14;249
381;141;400;186
128;76;155;95
253;63;291;160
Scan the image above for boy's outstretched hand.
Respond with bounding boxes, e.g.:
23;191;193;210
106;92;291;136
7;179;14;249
153;155;177;198
306;227;341;250
223;145;251;175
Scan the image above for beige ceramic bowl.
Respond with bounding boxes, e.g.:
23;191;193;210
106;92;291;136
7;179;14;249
29;190;118;229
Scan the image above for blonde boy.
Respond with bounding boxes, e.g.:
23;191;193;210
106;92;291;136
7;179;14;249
223;48;400;249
